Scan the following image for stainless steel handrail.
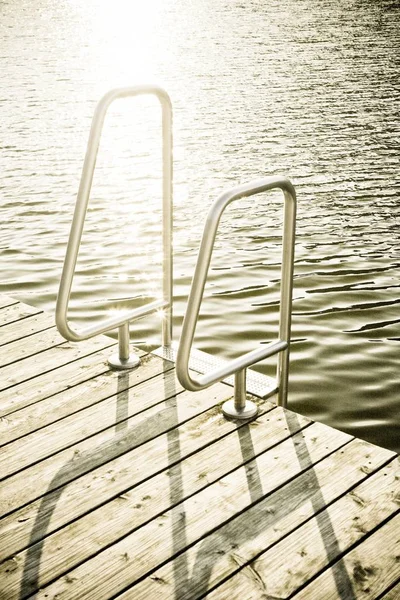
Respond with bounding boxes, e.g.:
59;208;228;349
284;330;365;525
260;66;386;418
56;85;173;369
176;176;296;418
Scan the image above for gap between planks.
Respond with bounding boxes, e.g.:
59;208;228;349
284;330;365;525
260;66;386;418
0;402;283;562
0;334;118;394
0;296;19;310
112;446;398;600
0;354;172;448
1;295;398;600
0;419;356;600
0;311;53;347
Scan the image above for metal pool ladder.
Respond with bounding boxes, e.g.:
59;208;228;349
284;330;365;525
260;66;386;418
55;85;296;417
56;85;173;369
174;177;296;418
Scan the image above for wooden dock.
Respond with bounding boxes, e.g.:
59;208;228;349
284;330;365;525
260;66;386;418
0;293;399;599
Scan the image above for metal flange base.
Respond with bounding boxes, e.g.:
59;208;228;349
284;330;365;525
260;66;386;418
108;354;141;370
222;399;258;420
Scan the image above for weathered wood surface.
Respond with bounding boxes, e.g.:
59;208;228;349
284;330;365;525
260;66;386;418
381;581;400;599
0;296;398;600
118;446;398;600
0;353;168;446
0;312;54;346
0;300;41;326
0;355;175;469
0;296;18;310
0;326;70;371
2;421;348;600
203;513;400;600
0;372;236;518
0;400;278;562
0;346;120;417
0;334;116;392
292;511;400;599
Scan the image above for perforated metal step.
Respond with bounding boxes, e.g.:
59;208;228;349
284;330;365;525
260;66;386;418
153;342;278;399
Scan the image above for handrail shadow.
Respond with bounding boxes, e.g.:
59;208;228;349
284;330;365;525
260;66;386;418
19;367;180;599
19;387;355;600
174;410;356;599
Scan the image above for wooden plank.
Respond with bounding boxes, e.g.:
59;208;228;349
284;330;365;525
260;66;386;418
0;327;71;368
9;422;353;600
381;581;400;599
0;302;41;327
0;312;54;347
291;512;400;599
0;296;18;310
0;379;235;517
203;457;400;600
0;296;395;600
251;457;399;599
0;387;246;600
193;514;400;600
0;363;180;478
0;402;282;562
0;345;122;417
0;333;116;392
0;354;173;446
110;440;396;600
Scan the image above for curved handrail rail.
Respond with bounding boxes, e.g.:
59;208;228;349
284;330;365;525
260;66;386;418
176;176;296;413
55;86;173;366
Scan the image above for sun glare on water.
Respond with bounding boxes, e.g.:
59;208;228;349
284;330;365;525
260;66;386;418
67;0;167;83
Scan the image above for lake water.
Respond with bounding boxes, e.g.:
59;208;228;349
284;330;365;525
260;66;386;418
1;0;399;452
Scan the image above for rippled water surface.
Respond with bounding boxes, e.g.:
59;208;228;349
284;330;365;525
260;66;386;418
1;0;399;451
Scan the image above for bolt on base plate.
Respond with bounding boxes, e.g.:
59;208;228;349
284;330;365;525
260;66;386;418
222;399;258;420
108;353;141;370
